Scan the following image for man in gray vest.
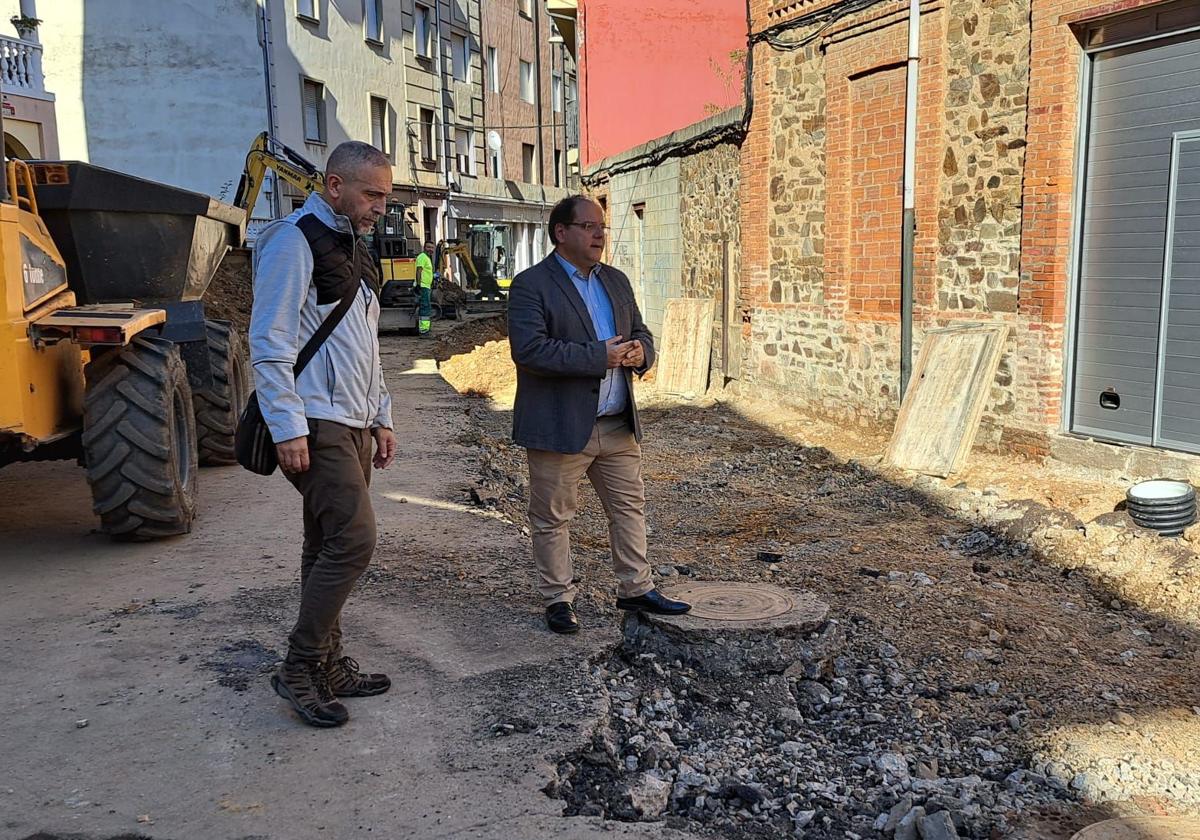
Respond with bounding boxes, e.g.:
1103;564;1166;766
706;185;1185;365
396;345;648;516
508;195;690;634
250;142;398;727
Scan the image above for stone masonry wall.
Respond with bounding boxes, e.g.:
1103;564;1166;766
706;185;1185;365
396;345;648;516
680;142;742;377
735;0;1039;444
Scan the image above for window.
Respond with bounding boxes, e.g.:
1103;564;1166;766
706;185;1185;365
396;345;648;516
455;129;475;176
370;96;389;155
519;0;533;18
296;0;318;21
522;143;536;183
487;46;499;93
302;78;326;144
519;60;534;104
419;108;436;162
452;34;468;82
489;147;502;179
554;149;562;187
451;0;467;22
552;74;562;112
415;4;433;58
363;0;383;42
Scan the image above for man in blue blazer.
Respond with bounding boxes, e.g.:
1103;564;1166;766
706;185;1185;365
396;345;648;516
508;195;691;634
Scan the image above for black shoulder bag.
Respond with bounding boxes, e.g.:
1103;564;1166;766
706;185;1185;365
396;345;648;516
235;252;363;476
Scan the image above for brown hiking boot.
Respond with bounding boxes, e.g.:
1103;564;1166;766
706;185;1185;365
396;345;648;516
270;658;350;727
326;655;391;697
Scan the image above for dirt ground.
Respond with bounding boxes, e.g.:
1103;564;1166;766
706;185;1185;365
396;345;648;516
4;317;1199;839
441;328;1200;838
0;318;678;840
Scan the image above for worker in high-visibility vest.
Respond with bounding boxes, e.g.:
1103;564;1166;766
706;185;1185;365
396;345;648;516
416;241;435;335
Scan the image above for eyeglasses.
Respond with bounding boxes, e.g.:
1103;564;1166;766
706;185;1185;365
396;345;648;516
562;222;609;234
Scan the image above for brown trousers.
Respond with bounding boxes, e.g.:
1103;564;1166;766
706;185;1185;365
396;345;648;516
284;419;376;664
526;415;654;606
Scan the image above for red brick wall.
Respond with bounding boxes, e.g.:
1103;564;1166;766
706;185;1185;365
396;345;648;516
738;9;773;336
823;4;944;325
848;67;906;315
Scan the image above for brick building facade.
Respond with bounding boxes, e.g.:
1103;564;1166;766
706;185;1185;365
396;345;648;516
582;0;1200;463
735;0;1200;457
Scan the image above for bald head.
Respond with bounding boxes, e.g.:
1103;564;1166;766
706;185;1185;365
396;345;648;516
323;141;392;233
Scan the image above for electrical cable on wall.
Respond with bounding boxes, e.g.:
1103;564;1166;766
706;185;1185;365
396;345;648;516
751;0;889;51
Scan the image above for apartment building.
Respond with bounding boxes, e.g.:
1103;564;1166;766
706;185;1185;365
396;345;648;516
452;0;578;275
23;0;578;265
0;1;58;160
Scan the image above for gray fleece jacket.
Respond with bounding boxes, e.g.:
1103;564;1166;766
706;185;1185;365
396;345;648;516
249;193;393;443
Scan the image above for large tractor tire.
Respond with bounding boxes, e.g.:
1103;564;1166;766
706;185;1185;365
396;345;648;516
82;336;198;541
194;319;249;466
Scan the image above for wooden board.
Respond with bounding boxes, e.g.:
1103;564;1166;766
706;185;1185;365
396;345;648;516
884;322;1009;477
658;297;716;396
722;240;741;381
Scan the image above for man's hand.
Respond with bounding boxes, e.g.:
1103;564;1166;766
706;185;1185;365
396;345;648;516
277;436;310;474
621;339;646;369
372;427;397;469
605;335;634;368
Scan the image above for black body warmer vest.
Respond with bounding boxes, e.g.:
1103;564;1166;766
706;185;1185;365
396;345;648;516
296;214;381;304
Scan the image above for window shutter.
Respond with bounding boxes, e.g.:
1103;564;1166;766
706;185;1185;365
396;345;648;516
371;98;386;152
303;81;322;142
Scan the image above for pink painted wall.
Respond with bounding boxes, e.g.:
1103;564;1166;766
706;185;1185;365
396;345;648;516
578;0;746;169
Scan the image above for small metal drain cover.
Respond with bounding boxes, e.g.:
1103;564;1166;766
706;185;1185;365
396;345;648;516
1071;817;1200;840
662;582;796;621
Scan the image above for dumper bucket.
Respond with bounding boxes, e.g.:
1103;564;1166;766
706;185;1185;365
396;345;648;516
30;161;246;305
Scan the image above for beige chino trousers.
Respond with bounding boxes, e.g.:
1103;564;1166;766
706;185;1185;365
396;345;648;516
526;415;655;605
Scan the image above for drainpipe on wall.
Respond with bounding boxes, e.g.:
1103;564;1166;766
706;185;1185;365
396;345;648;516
257;0;281;220
899;0;920;401
436;0;452;240
533;0;546;188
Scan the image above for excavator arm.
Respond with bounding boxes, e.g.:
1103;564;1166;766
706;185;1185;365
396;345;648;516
435;240;479;282
233;132;325;212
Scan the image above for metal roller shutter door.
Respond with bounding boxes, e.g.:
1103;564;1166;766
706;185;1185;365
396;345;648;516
1071;33;1200;451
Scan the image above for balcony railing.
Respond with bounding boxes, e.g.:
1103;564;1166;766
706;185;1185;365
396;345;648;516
0;35;48;98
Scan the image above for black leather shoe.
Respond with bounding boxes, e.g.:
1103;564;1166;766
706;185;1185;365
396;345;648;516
546;601;580;634
616;589;691;615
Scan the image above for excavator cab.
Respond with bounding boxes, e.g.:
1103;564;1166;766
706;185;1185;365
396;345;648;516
371;204;420;283
0;154;86;462
466;223;511;299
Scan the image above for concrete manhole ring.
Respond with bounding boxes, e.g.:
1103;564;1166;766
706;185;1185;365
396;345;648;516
1070;817;1200;839
661;581;797;621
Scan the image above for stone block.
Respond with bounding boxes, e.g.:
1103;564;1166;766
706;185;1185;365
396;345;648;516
1126;447;1200;483
1049;434;1129;474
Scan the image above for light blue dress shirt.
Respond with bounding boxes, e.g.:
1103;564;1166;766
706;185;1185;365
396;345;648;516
555;252;628;417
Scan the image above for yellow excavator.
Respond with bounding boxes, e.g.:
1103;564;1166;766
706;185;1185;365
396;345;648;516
233;132;324;217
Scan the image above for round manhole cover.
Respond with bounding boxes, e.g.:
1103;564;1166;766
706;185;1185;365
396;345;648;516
1071;817;1200;840
661;582;796;621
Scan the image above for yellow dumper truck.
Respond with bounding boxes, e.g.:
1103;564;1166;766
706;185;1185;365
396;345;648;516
0;153;246;541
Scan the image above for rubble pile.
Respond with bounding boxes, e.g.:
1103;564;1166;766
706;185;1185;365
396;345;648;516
204;248;254;335
549;620;1077;839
